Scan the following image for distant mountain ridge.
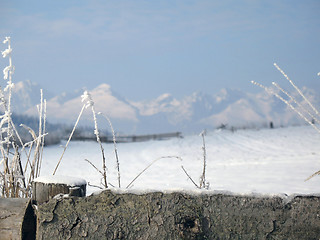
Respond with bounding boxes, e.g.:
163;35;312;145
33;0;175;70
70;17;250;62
10;80;320;134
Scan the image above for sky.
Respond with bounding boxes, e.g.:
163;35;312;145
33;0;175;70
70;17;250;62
1;0;319;101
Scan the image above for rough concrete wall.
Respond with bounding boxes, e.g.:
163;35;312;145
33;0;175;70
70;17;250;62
37;190;320;240
0;198;36;240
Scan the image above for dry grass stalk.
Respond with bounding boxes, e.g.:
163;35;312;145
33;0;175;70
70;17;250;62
181;165;200;189
98;112;121;188
85;159;104;176
180;130;209;189
52;104;86;175
126;156;183;189
305;170;320;182
81;91;109;189
85;159;110;189
38;99;47;177
91;105;108;188
79;91;109;188
199;130;207;188
87;181;103;190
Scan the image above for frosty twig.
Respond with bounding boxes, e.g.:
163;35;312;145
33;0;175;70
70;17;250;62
98;112;121;188
199;130;207;189
180;130;209;189
82;91;108;188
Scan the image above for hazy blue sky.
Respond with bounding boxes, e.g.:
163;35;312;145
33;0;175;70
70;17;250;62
1;0;319;100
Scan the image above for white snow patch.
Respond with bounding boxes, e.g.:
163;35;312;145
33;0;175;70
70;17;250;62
33;125;320;196
33;175;87;186
90;188;319;205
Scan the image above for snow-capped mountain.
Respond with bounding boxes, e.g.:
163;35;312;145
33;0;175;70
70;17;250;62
10;80;53;113
23;83;138;133
8;80;320;134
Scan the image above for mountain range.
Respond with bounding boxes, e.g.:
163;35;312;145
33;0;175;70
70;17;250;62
10;80;320;134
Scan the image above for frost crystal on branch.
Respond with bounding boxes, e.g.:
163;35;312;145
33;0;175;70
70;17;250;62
81;90;94;108
4;81;14;92
3;37;10;44
1;48;12;58
3;66;11;80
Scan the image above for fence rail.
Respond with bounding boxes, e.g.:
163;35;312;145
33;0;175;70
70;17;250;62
71;132;183;143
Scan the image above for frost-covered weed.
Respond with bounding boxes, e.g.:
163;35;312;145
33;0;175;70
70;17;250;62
98;112;120;188
53;92;87;175
54;90;113;189
252;63;320;181
86;91;108;189
199;130;209;189
180;130;210;189
0;37;46;197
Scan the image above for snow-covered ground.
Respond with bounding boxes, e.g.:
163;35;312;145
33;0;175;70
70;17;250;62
37;125;320;196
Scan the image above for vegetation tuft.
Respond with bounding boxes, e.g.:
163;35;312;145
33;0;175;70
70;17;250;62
0;37;46;197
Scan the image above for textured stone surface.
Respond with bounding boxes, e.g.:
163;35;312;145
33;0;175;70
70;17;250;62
0;198;36;240
37;191;320;240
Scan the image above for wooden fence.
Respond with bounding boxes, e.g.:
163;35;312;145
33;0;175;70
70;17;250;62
72;132;183;143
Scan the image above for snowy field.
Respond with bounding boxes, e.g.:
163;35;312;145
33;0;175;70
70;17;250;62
37;125;320;196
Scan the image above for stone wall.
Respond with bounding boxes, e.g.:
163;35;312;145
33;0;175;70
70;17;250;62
0;198;36;240
36;190;320;240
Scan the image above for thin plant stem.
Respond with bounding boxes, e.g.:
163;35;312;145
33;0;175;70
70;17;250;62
5;38;13;159
87;182;103;190
85;159;104;175
28;101;44;186
252;65;320;182
24;141;34;174
35;89;43;178
38;99;47;177
20;124;37;173
80;90;108;188
251;81;320;134
7;116;29;158
181;165;200;189
274;63;320;117
126;156;182;189
53;104;86;175
91;105;108;188
98;112;121;188
199;130;207;188
272;82;320;124
305;170;320;182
